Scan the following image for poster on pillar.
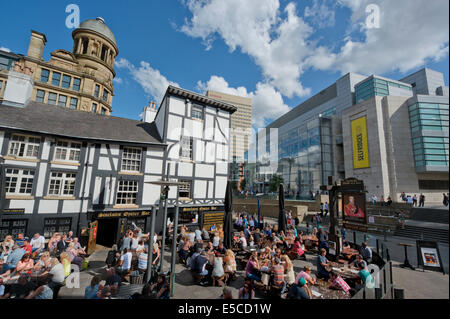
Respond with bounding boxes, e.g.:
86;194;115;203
351;116;370;169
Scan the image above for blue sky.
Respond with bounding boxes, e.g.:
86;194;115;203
0;0;448;127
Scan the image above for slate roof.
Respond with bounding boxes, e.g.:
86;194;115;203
0;101;164;146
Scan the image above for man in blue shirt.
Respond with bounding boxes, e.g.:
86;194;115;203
287;277;310;299
15;233;28;248
2;245;26;274
316;248;330;280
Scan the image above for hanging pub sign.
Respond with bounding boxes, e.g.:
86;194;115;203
341;178;368;232
416;240;445;274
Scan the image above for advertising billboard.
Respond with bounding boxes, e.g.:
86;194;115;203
351;116;370;169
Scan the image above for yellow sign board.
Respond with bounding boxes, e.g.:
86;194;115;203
351;116;370;169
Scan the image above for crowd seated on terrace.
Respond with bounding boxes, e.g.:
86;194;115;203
174;209;376;299
0;230;89;299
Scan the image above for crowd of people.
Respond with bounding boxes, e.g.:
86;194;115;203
168;209;375;300
0;231;87;299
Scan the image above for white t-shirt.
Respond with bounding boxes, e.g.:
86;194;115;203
30;236;45;249
120;252;132;270
240;236;247;248
213;236;220;247
50;263;65;283
130;238;139;250
188;232;196;243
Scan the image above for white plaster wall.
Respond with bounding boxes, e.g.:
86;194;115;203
155;97;167;139
167;142;180;160
110;145;120;156
100;144;107;155
35;163;47;197
147;148;164;158
50;164;78;171
196;163;214;178
4;160;36;168
62;200;81;213
215;176;227;199
0;131;4;152
195;140;205;162
170;96;186;116
92;176;102;204
38;200;58;214
98;157;112;171
41;139;51;160
178;162;193;176
205;142;216;163
167;114;183;141
216;161;228;175
204;114;214;140
142;175;161;205
194;180;207;198
208;181;214;198
112;158;118;171
206;106;216;114
145;158;163;174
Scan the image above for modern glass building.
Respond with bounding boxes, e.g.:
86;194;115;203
247;68;449;203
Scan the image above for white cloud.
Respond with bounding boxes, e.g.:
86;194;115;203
304;0;336;29
181;0;448;100
0;46;11;52
115;58;179;103
181;0;313;99
113;77;123;84
197;76;290;128
309;0;449;75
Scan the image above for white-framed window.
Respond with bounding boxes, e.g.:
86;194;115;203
178;180;191;198
8;134;40;159
53;140;82;162
116;180;138;205
5;168;35;195
48;171;77;196
192;105;203;120
121;147;142;172
180;136;193;160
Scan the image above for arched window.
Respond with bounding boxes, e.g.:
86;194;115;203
82;38;89;54
101;45;108;62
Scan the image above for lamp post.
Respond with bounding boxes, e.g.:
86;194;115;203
145;205;157;283
145;179;184;295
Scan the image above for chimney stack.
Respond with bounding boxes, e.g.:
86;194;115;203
27;30;47;60
142;101;157;123
1;65;34;108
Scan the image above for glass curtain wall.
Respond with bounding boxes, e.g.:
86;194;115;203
277;117;332;200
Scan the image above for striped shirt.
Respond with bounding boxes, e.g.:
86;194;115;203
332;276;351;294
272;265;285;285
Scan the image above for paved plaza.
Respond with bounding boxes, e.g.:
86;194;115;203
59;226;449;299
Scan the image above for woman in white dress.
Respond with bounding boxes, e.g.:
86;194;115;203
212;253;227;287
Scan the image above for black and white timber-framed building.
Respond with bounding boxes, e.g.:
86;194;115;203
0;73;236;246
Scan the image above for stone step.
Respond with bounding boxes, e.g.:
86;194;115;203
394;225;449;243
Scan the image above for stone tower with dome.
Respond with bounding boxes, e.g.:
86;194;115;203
12;17;118;115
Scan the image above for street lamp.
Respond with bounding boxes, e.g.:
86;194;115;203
145;178;185;296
